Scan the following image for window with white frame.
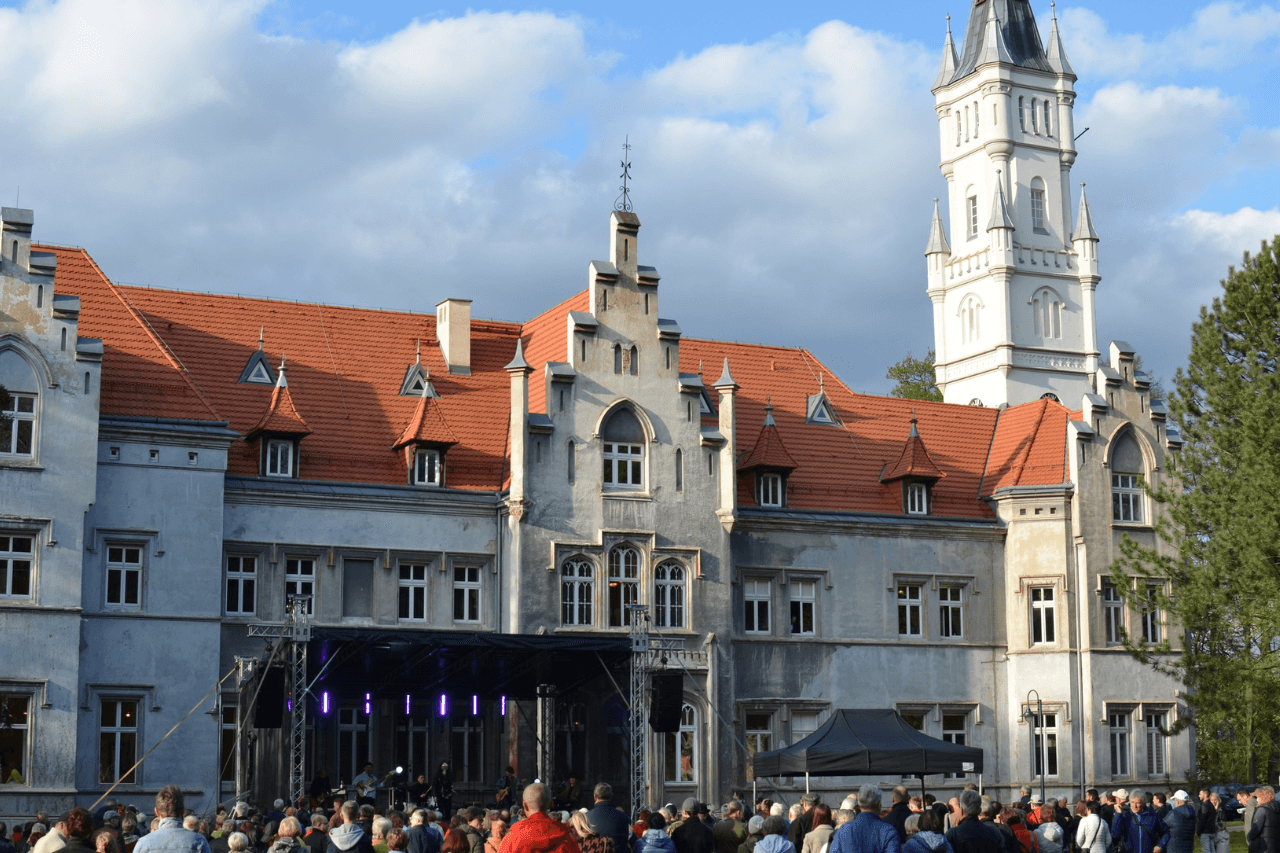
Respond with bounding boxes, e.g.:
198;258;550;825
1113;474;1143;523
338;706;370;783
0;393;35;456
607;546;640;627
1141;585;1162;643
453;565;481;623
744;711;772;781
286;557;315;615
1103;579;1124;645
0;694;29;784
224;555;256;616
561;557;594;626
99;698;139;784
897;583;922;636
451;714;484;783
943;713;969;779
757;473;783;507
967;196;978;239
959;294;981;344
744;579;770;634
219;701;237;784
1032;287;1063;339
265;438;294;478
602;408;645;490
1031;179;1048;233
1032;711;1059;777
105;545;142;608
414;448;441;486
790;579;815;635
398;563;429;622
662;703;697;784
792;710;822;743
1146;711;1168;776
1030;586;1056;645
939;586;964;638
1109;711;1131;778
654;561;686;629
0;534;33;599
906;482;928;515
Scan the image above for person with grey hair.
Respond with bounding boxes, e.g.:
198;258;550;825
586;784;630;853
943;791;1002;853
1246;786;1279;853
834;814;854;831
304;815;330;853
1112;790;1169;853
715;803;747;853
229;835;250;853
828;787;899;853
788;796;821;851
756;818;794;853
405;812;439;853
272;818;304;853
738;817;766;853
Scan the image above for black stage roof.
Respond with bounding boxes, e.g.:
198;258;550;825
307;628;632;702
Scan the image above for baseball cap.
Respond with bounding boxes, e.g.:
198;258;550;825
682;798;699;814
1173;791;1191;802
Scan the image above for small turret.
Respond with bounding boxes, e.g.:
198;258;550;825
987;176;1015;263
1045;8;1076;79
933;16;959;91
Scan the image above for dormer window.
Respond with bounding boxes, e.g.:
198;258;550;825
265;438;295;478
757;472;784;507
414;448;442;486
905;481;929;515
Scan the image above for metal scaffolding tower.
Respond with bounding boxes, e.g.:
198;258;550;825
249;593;312;808
628;604;650;819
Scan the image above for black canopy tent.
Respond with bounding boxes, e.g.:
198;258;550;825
751;709;984;790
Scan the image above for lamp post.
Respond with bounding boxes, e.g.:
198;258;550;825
1022;690;1046;806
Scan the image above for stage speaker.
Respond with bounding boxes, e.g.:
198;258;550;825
254;666;286;729
649;673;683;732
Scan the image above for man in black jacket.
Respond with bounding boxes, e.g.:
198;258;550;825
884;789;913;845
787;795;819;850
1196;789;1218;853
945;791;1004;853
673;799;715;853
586;784;631;853
1247;787;1280;853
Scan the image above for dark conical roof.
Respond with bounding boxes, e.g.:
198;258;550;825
951;0;1051;83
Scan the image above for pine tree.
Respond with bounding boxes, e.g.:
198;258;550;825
886;350;942;401
1112;235;1280;782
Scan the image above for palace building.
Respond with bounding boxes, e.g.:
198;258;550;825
0;0;1189;819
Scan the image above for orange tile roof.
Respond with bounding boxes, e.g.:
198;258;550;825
881;419;946;482
47;244;1068;512
979;398;1069;495
393;390;459;450
739;408;798;472
246;373;311;439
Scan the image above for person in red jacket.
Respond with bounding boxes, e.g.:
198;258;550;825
500;785;581;853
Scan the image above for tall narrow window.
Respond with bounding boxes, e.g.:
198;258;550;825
567;440;575;483
897;584;922;636
613;344;622;374
674;448;683;492
1043;100;1052;136
744;712;772;780
967;196;978;239
0;535;33;599
60;328;66;350
1018;96;1026;132
744;579;770;634
654;561;686;628
790;580;815;635
286;558;315;615
629;345;638;376
942;713;968;779
219;702;238;784
607;547;640;627
1103;579;1124;645
450;715;483;782
1146;711;1168;776
1031;178;1047;233
414;449;441;486
36;285;42;307
105;545;143;608
1031;586;1056;644
1108;712;1130;777
1033;712;1059;777
964;104;970;141
99;699;139;783
338;707;370;783
342;559;373;618
956;112;962;146
225;555;256;616
906;482;928;515
453;565;481;623
398;563;429;622
757;473;783;507
265;439;294;478
973;100;979;138
662;704;697;783
1113;474;1144;523
0;393;35;456
939;587;963;638
1141;585;1162;643
561;557;594;626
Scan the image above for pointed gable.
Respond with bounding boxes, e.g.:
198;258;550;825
739;404;797;473
393;386;458;451
245;363;311;440
980;398;1069;495
882;417;946;483
952;0;1052;83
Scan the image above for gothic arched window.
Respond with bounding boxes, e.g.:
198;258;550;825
561;557;594;626
654;561;686;629
607;545;640;627
602;407;645;490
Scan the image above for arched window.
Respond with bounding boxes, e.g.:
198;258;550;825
567;439;575;483
0;349;39;457
1018;96;1025;132
973;99;979;138
60;327;66;351
654;561;686;628
1043;99;1053;137
561;557;594;626
662;703;697;783
629;345;638;376
1111;432;1146;524
1030;287;1063;339
674;448;683;492
613;344;622;374
36;285;43;308
602;407;644;490
1030;98;1039;133
1030;178;1048;233
958;294;982;344
966;190;978;240
608;546;640;627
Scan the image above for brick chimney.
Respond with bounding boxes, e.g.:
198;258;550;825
436;298;472;375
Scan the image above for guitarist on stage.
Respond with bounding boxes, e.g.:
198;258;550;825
430;762;454;820
351;762;381;807
494;766;519;810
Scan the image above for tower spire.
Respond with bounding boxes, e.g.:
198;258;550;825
976;0;1013;67
925;198;951;256
1045;5;1076;78
987;175;1015;232
1073;184;1100;242
934;14;959;90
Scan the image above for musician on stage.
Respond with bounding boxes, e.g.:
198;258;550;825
308;769;332;811
351;762;380;807
494;767;520;810
430;762;454;821
554;775;582;811
409;774;433;810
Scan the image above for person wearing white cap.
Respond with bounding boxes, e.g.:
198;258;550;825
1165;792;1197;853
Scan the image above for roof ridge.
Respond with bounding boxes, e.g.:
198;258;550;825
520;289;589;330
1009;399;1050;486
88;251;222;421
976;405;1003;498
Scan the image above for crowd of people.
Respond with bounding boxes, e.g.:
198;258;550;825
4;780;1279;853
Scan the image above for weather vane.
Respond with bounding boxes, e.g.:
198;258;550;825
614;136;633;212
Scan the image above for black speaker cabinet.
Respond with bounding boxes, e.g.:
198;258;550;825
253;666;286;729
649;673;683;732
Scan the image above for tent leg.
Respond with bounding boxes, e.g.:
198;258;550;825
978;773;983;797
753;780;757;807
805;772;810;794
921;777;927;804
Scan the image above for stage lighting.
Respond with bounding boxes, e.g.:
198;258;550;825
438;694;448;717
396;765;404;774
405;694;411;716
472;695;479;715
365;692;371;715
321;692;330;714
500;696;507;716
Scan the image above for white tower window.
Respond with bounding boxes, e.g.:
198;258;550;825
958;294;983;344
1030;98;1039;134
1043;99;1053;137
1030;178;1048;233
966;195;978;240
1018;97;1025;132
1030;287;1063;339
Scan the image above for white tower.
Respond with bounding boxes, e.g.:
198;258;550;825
926;0;1100;409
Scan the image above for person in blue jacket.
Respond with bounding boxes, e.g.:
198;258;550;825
1112;790;1170;853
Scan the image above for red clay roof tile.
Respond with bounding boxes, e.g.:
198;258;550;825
739;407;798;473
882;419;946;482
245;370;312;439
393;389;459;450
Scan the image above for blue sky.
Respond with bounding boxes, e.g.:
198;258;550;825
4;0;1279;395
